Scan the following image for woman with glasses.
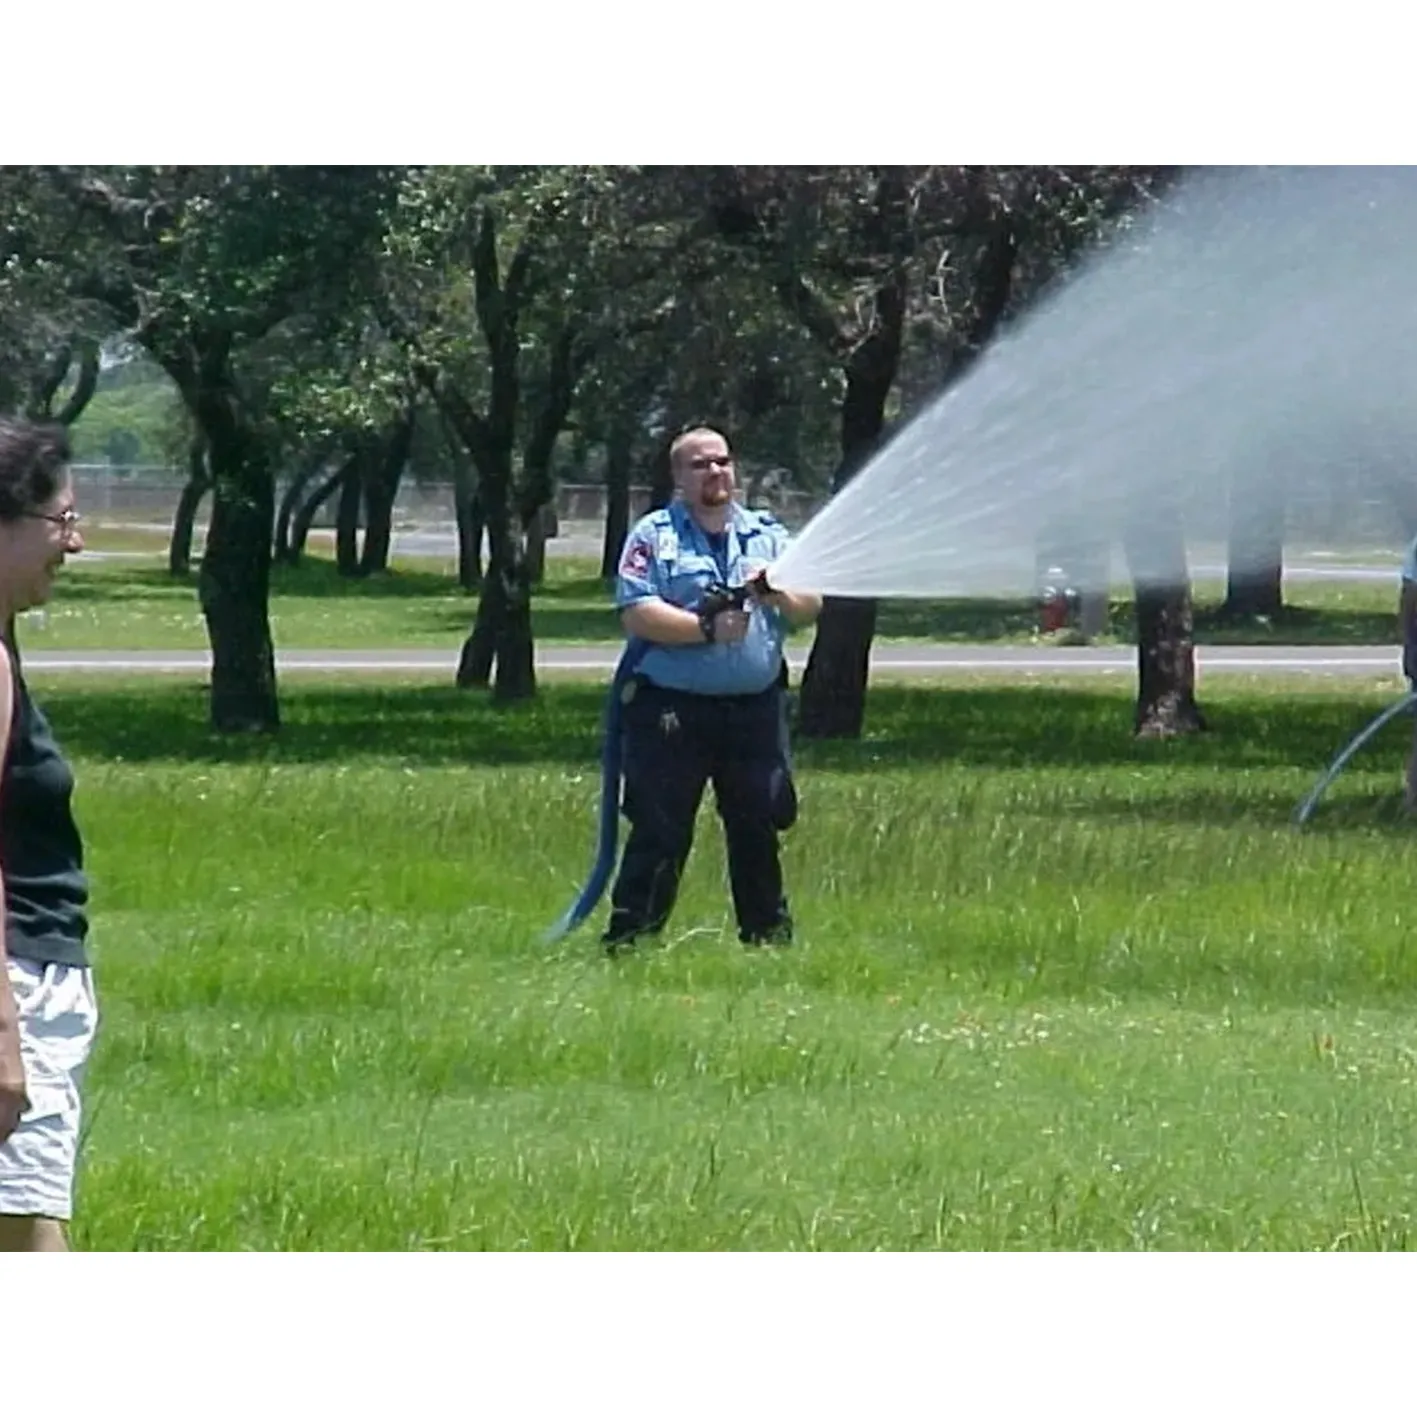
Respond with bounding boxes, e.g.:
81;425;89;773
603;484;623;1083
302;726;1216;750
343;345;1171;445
0;416;95;1252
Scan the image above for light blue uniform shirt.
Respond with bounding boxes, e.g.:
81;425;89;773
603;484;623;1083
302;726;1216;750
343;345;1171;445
615;500;792;696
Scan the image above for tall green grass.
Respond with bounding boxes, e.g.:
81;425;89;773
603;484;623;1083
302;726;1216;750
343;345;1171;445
35;676;1417;1249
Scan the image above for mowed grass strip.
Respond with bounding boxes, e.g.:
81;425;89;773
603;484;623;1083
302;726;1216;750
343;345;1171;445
37;677;1417;1250
24;550;1410;651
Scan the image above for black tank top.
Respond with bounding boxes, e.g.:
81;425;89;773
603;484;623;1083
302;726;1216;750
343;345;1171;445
1;643;89;967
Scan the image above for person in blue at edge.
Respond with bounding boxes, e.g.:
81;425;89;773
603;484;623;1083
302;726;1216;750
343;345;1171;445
1400;529;1417;808
603;425;822;955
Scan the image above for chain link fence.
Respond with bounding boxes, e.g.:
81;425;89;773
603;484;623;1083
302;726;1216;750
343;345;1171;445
71;464;1412;555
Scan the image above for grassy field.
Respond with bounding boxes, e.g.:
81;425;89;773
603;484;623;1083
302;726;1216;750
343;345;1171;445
38;672;1417;1250
29;547;1407;652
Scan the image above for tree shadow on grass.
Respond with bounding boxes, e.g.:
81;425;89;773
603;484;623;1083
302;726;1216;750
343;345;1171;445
1194;602;1399;647
796;687;1409;774
45;681;609;768
40;680;1413;791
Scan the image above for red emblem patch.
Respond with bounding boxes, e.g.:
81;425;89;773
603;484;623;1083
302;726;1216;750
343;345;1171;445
620;536;652;578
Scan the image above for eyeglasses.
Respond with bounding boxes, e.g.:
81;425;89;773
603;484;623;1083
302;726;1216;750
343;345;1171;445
26;509;81;533
688;455;734;472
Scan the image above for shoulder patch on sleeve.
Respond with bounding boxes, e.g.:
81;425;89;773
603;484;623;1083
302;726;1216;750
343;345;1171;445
620;531;654;578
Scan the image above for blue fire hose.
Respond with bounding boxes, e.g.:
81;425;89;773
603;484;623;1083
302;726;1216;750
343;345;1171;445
1293;687;1417;827
544;639;648;941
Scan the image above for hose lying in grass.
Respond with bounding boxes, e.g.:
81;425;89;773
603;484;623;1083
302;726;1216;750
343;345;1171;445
544;638;648;942
1293;688;1417;826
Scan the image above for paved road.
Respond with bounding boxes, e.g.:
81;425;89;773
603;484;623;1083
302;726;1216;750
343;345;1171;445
18;644;1407;677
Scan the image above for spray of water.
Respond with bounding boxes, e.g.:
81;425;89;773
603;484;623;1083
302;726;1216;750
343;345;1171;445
769;166;1417;599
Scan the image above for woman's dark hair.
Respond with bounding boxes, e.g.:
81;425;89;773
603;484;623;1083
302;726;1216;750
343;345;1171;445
0;416;71;522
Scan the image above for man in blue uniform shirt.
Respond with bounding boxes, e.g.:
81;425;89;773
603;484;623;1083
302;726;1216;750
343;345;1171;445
605;425;822;953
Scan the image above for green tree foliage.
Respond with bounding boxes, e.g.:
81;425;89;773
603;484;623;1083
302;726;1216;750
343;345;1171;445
379;165;720;700
36;165;401;730
0;163;1202;735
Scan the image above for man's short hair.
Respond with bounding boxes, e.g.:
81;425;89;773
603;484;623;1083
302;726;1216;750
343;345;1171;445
669;424;734;472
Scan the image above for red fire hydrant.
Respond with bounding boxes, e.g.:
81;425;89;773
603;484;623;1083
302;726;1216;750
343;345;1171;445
1039;566;1075;634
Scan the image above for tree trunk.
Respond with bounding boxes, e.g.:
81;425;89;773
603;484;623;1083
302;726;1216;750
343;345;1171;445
493;541;536;702
27;338;100;426
795;206;1016;741
335;456;363;577
457;516;535;701
49;339;101;426
169;434;211;578
289;461;349;564
451;435;535;700
456;483;484;590
514;324;579;591
457;572;498;688
525;503;550;585
198;416;279;733
27;344;75;422
440;413;482;589
798;597;879;738
273;459;323;564
601;417;633;580
1222;478;1284;619
360;408;414;576
491;524;536;703
797;303;904;739
360;476;395;576
427;213;558;700
1127;517;1206;738
1133;587;1207;737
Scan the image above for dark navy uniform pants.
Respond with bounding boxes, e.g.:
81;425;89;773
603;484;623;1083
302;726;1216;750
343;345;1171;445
604;677;797;946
